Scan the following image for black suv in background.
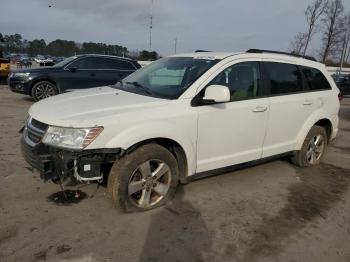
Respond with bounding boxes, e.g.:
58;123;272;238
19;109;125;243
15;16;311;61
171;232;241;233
335;74;350;95
8;54;141;101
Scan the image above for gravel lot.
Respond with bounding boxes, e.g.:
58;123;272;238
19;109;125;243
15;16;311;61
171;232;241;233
0;87;350;262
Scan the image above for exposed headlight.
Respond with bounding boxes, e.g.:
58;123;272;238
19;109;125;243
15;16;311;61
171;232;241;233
42;126;103;150
14;72;30;78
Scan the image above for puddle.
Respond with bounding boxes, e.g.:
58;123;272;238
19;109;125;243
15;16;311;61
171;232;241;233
47;190;88;206
241;163;350;261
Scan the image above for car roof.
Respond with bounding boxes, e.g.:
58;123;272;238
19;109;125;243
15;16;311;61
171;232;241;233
169;51;325;69
76;54;134;61
169;52;242;60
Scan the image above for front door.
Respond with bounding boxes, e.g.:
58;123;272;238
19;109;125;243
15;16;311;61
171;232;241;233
196;61;269;173
63;57;100;90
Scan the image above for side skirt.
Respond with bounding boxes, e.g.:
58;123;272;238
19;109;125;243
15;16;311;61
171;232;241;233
188;151;295;182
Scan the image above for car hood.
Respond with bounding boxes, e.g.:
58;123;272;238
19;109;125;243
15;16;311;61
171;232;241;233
28;86;169;126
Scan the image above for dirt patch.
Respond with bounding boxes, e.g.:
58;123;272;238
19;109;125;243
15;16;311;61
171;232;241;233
242;163;350;261
331;145;350;153
47;190;88;206
33;249;48;261
0;225;18;246
56;244;72;254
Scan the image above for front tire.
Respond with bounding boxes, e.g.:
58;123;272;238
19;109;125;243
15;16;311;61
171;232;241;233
31;81;58;101
107;144;179;212
291;126;327;167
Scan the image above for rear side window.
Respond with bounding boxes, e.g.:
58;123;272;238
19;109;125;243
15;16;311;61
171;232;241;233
264;62;303;95
300;66;331;91
101;58;136;70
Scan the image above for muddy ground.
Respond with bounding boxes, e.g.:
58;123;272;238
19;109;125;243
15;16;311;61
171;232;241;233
0;87;349;262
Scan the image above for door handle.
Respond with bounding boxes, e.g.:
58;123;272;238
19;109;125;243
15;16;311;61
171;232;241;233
252;106;268;112
90;73;95;77
303;100;313;105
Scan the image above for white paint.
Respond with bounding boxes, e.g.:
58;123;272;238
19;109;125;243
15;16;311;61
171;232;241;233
28;52;340;178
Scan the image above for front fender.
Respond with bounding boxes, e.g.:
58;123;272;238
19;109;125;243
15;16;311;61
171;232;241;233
105;121;197;176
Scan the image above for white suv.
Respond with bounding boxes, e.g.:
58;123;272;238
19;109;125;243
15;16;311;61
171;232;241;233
22;49;340;212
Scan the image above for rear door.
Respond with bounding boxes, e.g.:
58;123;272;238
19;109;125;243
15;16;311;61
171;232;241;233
299;65;334;120
261;61;314;157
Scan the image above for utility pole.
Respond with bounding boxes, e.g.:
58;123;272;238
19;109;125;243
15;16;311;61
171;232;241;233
338;34;348;80
174;37;177;54
149;0;154;51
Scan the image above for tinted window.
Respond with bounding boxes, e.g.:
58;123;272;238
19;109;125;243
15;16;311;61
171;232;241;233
300;66;332;91
71;57;97;69
98;58;135;70
210;62;261;101
264;62;302;95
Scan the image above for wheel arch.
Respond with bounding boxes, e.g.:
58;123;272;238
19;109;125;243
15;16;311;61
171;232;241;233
295;113;334;150
30;78;58;95
125;138;189;184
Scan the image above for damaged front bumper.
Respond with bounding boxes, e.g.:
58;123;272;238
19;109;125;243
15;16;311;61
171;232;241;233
21;123;121;182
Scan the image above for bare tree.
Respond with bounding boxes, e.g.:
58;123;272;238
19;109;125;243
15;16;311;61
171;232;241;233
303;0;328;55
289;32;308;55
320;0;345;62
342;13;350;64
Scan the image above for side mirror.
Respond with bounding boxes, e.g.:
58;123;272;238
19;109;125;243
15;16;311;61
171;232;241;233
202;85;230;104
68;66;78;72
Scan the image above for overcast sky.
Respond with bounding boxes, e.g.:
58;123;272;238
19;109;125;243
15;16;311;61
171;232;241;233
1;0;350;56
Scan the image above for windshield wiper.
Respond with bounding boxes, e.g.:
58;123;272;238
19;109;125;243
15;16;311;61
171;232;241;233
125;81;154;95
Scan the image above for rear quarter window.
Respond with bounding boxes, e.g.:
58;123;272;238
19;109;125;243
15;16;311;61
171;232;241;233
300;66;332;91
102;58;136;70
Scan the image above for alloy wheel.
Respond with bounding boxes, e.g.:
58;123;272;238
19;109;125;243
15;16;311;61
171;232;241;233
128;159;172;208
306;134;325;164
34;83;56;100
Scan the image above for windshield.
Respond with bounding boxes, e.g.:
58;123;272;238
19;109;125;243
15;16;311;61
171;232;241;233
53;56;77;68
115;57;219;99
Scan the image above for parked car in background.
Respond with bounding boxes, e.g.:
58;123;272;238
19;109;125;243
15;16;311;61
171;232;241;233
34;55;46;63
334;74;350;95
8;54;141;101
21;50;340;212
0;51;10;84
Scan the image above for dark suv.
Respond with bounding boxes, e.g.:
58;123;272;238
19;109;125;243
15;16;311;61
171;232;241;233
8;54;141;101
335;74;350;95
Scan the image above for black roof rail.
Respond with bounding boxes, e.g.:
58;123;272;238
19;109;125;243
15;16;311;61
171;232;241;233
195;50;212;53
246;49;317;62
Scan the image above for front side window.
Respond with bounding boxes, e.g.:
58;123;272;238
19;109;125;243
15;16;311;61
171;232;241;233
53;56;77;68
300;66;332;91
70;57;97;69
115;57;219;99
209;61;261;101
264;62;302;95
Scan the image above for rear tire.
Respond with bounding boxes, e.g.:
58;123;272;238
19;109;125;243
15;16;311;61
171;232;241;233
291;125;327;167
107;143;179;212
31;81;58;101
